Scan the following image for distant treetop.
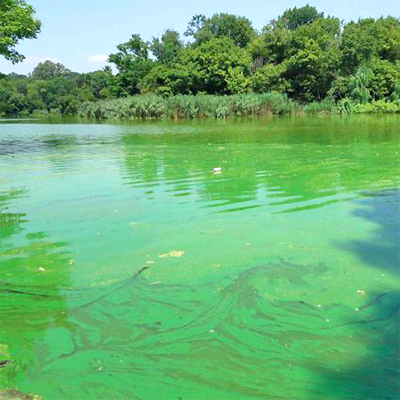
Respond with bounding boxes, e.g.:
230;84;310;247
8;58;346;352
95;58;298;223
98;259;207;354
278;5;324;30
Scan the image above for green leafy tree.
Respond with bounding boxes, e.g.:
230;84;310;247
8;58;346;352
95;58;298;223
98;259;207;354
341;17;400;74
139;64;191;95
0;0;41;62
108;34;154;95
251;63;290;93
185;13;255;48
260;23;293;64
150;30;183;66
31;60;71;80
0;76;26;115
283;17;341;101
278;5;324;30
78;67;114;100
367;58;400;100
179;37;252;94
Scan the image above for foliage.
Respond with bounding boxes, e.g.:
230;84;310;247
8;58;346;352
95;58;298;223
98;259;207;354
150;30;183;66
185;13;255;48
2;7;400;117
278;5;324;30
0;63;114;116
341;17;400;74
347;65;373;103
353;99;400;113
367;58;400;100
302;98;335;114
78;92;297;120
31;60;71;80
251;63;290;93
108;34;154;96
139;64;192;95
178;37;252;94
0;0;41;63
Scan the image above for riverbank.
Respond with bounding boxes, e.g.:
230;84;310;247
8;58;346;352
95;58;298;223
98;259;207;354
76;94;400;121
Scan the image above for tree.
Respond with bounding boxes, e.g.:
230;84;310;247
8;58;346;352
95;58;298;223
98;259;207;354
284;18;341;101
341;17;400;74
139;64;192;95
78;67;114;99
150;30;183;66
347;65;373;103
31;60;71;80
0;76;27;115
260;23;293;64
185;13;255;48
278;5;324;30
367;58;400;100
258;16;340;101
179;37;252;94
108;34;154;95
251;63;290;93
0;0;41;63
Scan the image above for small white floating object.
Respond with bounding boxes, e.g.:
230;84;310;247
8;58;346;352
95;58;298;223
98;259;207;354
213;167;222;173
39;267;45;272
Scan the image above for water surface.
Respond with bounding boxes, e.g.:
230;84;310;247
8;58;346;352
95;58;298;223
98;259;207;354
0;116;399;399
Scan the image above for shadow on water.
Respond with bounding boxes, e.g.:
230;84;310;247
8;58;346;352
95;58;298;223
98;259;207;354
309;190;400;399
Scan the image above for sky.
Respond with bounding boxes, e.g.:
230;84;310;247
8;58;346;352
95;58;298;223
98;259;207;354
0;0;399;75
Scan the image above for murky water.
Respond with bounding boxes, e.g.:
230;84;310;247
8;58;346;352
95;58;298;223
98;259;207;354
0;116;399;400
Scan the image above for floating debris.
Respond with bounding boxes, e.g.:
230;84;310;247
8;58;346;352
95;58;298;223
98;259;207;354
159;250;184;258
0;389;42;400
0;359;13;368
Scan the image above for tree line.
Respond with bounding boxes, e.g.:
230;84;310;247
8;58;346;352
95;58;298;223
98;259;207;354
1;3;400;117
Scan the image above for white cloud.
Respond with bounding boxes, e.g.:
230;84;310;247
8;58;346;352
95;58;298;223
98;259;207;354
88;54;108;63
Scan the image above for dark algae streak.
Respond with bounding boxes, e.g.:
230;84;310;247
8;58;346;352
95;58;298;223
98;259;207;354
0;116;399;399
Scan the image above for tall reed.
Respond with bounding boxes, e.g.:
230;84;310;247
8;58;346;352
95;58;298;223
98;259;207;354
78;92;299;120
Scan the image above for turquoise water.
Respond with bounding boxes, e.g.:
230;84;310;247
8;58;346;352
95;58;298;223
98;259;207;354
0;115;399;399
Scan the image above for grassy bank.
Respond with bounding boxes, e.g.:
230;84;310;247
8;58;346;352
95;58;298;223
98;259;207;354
77;93;400;121
78;93;298;120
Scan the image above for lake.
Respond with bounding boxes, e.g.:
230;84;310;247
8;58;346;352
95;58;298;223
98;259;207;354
0;115;399;400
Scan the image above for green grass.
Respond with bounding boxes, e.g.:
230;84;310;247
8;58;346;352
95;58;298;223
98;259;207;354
77;94;400;120
77;92;299;120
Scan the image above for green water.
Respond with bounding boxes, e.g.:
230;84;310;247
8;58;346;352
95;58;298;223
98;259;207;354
0;115;399;400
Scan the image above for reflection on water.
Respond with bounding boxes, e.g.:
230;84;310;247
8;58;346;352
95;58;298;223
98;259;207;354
0;115;399;399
